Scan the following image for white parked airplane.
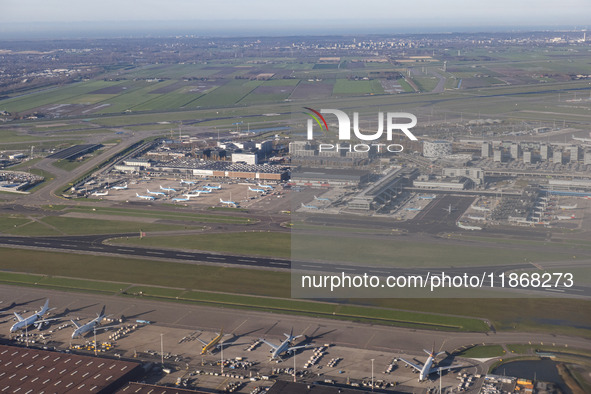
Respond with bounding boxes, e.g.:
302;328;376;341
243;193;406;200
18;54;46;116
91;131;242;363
314;195;331;202
172;196;190;202
418;195;436;200
205;185;222;190
180;179;195;185
466;215;486;221
260;329;310;360
147;189;165;196
301;203;319;210
71;306;108;339
160;185;177;192
257;183;273;190
10;299;57;333
555;215;576;220
558;204;577;210
405;207;422;211
457;221;482;231
136;193;155;200
91;190;108;196
399;348;463;381
220;198;237;207
249;186;266;193
572;134;591;144
442;204;456;214
184;192;203;198
192;189;212;194
111;183;128;190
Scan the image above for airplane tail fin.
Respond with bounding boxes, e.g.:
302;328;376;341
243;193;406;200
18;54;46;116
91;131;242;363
99;305;106;317
41;299;50;314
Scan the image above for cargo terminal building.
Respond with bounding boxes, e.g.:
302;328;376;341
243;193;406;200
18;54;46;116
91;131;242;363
115;159;289;182
290;167;371;187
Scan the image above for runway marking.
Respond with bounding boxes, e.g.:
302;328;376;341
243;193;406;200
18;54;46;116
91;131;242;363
300;264;320;268
270;262;289;266
59;244;72;247
176;254;194;258
117;249;134;252
146;251;164;255
8;239;23;243
363;332;376;349
34;242;50;246
89;246;103;249
545;288;565;293
338;267;357;272
238;259;256;263
206;256;225;260
232;319;249;335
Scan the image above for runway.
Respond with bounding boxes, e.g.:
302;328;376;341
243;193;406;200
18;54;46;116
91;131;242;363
0;234;589;298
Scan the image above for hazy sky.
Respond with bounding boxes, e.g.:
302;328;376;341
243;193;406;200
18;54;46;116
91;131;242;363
2;0;591;36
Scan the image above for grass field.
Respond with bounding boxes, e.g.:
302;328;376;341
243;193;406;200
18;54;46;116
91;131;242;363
457;345;506;358
332;79;384;95
0;214;200;236
66;206;254;224
113;231;573;267
0;247;589;336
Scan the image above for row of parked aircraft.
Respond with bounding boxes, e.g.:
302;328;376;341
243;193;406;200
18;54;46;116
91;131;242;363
8;300;464;382
9;300;108;340
91;182;129;196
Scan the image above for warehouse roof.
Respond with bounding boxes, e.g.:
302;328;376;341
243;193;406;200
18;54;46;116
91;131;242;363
0;344;142;393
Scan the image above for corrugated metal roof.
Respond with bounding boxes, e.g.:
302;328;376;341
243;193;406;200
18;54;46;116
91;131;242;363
0;344;141;393
116;382;209;394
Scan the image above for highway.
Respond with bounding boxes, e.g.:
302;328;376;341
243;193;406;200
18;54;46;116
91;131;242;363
0;234;589;298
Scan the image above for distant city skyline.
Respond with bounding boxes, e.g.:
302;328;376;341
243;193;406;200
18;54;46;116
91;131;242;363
1;0;590;38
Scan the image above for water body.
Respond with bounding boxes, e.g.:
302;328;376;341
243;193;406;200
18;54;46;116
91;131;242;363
492;360;570;394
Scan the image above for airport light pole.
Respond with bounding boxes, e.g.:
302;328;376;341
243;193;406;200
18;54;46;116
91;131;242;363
94;327;98;356
293;351;296;383
370;358;374;391
220;339;224;374
160;333;164;366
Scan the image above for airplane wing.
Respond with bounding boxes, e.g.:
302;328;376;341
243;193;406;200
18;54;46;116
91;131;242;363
71;320;81;329
196;337;208;346
428;364;463;374
36;318;59;324
287;344;310;352
399;358;423;372
13;312;24;322
92;325;115;332
260;339;278;350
